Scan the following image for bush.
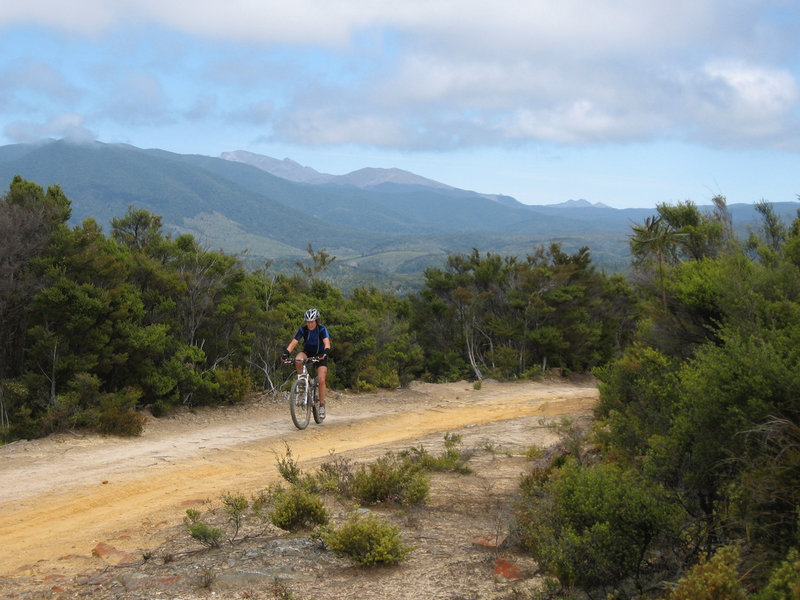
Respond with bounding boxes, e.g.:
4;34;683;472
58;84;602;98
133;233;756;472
212;365;252;404
322;512;411;566
398;433;473;474
312;454;355;497
352;453;429;505
753;548;800;600
96;388;145;436
187;522;223;548
269;486;329;531
275;443;302;485
515;458;682;593
667;545;746;600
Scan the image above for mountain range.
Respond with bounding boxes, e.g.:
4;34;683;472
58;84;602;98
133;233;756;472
1;139;793;290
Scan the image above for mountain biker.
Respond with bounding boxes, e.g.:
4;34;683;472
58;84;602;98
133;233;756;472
282;308;332;417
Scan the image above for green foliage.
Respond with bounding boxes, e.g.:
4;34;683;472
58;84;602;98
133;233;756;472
322;512;411;567
753;548;800;600
399;433;473;474
268;485;329;531
187;521;224;548
210;365;252;404
275;443;302;485
515;458;681;594
411;244;633;381
667;546;746;600
591;199;800;595
351;453;429;505
96;387;146;436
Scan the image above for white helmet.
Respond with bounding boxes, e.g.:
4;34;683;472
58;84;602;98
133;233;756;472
304;308;320;321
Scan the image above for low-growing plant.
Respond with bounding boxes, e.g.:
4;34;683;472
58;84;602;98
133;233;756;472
96;388;146;436
222;492;248;538
275;443;302;485
525;444;545;460
198;567;217;589
398;433;473;474
185;508;201;523
187;521;223;548
269;485;329;531
212;365;252;404
322;512;412;566
312;453;355;497
352;453;429;505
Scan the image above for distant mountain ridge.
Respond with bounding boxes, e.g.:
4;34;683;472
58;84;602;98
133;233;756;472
221;150;454;190
1;139;794;289
220;150;511;204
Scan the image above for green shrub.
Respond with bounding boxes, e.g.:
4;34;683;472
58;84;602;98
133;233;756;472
187;522;223;548
312;454;355;497
515;458;681;593
352;453;429;505
322;512;411;566
399;434;473;474
753;548;800;600
96;388;145;436
269;486;329;531
667;545;746;600
212;365;252;404
275;443;302;485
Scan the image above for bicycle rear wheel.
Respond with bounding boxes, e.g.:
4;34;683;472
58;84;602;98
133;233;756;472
312;377;324;424
290;379;310;429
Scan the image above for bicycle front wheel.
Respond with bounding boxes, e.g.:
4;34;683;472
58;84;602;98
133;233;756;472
290;379;310;429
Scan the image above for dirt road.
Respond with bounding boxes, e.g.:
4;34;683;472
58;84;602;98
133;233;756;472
0;378;597;586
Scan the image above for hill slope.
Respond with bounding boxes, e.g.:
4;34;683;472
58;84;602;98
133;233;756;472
2;140;793;286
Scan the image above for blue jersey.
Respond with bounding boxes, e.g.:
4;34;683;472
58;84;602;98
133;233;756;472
293;324;331;356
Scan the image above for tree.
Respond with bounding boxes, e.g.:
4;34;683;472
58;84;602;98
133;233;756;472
630;215;688;311
0;177;72;379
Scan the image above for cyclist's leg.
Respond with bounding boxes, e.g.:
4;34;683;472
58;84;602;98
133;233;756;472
317;365;327;407
295;351;307;374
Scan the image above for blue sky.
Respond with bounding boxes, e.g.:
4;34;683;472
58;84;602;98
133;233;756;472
1;1;799;209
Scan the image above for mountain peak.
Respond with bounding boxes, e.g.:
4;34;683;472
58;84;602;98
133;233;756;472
547;199;614;209
335;167;453;190
220;150;331;184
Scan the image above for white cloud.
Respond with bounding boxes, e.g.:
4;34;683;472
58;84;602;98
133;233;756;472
4;114;96;143
1;58;83;106
2;0;799;151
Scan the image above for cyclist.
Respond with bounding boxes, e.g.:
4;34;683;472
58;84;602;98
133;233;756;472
282;308;332;417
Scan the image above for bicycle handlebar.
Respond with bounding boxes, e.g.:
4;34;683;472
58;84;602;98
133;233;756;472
282;356;321;365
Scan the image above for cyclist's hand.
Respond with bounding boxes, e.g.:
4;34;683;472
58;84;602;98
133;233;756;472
318;348;330;360
281;350;290;361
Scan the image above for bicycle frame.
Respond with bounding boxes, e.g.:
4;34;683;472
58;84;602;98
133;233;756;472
284;357;322;429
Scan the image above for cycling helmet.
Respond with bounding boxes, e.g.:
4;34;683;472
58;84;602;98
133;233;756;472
304;308;320;322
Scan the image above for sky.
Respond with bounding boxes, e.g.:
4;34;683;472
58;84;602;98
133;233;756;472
1;1;799;209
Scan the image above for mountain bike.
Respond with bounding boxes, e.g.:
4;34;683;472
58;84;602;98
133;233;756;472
283;357;324;429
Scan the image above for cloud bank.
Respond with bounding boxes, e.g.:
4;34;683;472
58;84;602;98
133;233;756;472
2;0;799;151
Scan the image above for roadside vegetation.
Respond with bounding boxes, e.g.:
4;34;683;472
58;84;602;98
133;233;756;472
181;436;472;569
2;174;800;597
